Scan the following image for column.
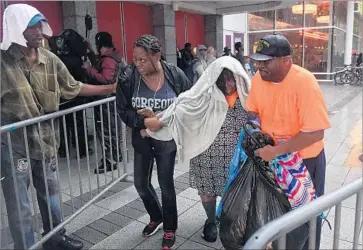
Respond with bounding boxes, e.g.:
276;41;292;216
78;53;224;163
152;4;177;65
62;1;98;48
205;15;223;57
243;13;249;56
344;0;355;65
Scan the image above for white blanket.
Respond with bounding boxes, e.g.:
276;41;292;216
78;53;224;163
147;56;251;163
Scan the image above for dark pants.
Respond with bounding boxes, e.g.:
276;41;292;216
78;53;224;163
133;148;177;231
59;99;89;156
94;103;123;164
1;144;64;250
302;149;326;250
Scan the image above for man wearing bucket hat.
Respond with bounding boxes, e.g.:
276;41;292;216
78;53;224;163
246;34;331;250
1;4;118;250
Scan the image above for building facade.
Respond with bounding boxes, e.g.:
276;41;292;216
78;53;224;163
0;1;209;65
223;1;363;76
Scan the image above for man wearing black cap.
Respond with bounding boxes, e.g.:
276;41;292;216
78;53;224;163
83;32;127;174
246;34;331;250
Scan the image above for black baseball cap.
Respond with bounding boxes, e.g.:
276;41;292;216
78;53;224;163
249;34;292;61
95;32;113;49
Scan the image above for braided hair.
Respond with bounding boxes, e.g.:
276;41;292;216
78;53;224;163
134;34;162;54
134;34;165;73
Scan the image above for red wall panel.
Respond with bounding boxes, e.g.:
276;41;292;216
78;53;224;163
186;13;205;47
123;2;152;62
95;1;124;57
175;11;185;49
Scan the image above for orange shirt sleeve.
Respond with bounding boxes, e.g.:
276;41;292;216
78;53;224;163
245;76;259;113
297;74;331;132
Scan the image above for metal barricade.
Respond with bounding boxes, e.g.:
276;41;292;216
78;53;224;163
244;178;363;250
0;96;130;250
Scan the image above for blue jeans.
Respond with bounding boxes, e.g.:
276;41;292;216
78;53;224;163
1;144;64;249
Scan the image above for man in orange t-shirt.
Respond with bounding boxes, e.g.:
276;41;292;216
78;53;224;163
247;34;331;250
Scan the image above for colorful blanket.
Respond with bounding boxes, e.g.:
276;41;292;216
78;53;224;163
270;150;317;209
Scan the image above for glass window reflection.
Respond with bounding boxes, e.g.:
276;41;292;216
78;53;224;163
331;28;345;72
277;31;303;66
276;1;303;29
248;10;275;31
304;28;329;73
304;1;331;27
333;0;348;30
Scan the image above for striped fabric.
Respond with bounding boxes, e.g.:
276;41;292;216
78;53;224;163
270;150;317;209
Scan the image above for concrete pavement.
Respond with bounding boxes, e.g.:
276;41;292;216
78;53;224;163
1;82;362;249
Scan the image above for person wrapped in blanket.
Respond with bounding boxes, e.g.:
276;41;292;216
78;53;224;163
246;34;331;250
143;56;251;242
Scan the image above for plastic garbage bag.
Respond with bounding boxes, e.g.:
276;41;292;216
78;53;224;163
218;122;309;250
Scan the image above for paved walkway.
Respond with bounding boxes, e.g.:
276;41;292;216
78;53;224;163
1;82;362;249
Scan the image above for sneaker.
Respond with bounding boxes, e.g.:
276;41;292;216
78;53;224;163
43;235;83;250
201;220;217;242
142;220;163;237
162;231;176;249
94;159;117;174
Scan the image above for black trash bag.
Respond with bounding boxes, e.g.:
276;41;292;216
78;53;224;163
219;122;309;250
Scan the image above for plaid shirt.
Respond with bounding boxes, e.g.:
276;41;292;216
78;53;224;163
1;44;83;160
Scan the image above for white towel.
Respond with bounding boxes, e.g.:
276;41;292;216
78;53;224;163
147;56;251;163
1;3;52;50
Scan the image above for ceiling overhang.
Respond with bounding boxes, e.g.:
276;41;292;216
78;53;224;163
141;1;296;15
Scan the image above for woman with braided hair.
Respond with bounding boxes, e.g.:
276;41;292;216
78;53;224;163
116;34;192;249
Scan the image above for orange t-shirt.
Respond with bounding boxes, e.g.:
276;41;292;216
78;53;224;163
225;91;238;108
246;64;331;159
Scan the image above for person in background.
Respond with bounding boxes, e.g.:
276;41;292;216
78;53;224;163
192;44;208;84
176;45;182;68
84;32;127;83
247;34;331;250
356;53;362;67
351;53;358;66
244;56;256;78
83;32;127;174
222;46;232;57
116;35;192;249
49;29;94;159
1;4;117;250
206;46;216;66
179;42;194;71
234;42;246;70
